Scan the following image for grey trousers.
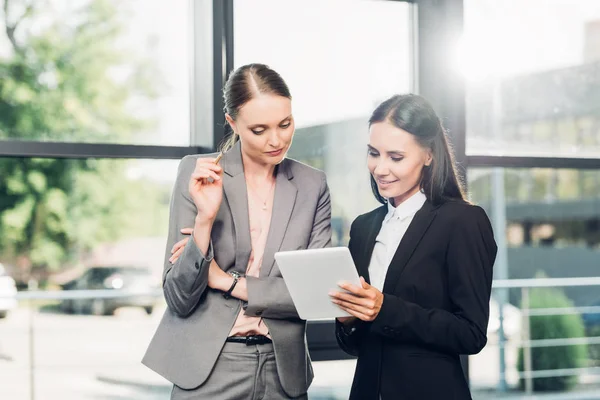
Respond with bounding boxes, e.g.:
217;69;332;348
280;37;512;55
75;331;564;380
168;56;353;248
170;341;308;400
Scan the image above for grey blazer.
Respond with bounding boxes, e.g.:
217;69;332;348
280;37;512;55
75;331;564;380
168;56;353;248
142;142;332;397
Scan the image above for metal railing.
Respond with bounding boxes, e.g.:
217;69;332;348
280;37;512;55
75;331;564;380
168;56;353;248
13;288;163;301
3;277;600;398
492;277;600;394
1;288;350;400
2;289;164;400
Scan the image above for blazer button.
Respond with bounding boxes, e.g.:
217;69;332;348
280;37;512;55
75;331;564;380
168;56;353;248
194;262;200;270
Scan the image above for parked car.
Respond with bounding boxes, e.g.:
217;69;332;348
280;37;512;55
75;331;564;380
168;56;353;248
0;263;18;319
60;266;159;316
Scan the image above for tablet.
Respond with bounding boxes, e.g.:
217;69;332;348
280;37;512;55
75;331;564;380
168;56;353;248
274;247;361;320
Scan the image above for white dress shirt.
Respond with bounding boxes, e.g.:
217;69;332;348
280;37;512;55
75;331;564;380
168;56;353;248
368;191;427;291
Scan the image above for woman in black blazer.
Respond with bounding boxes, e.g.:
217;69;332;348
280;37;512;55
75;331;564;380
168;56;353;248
329;94;497;400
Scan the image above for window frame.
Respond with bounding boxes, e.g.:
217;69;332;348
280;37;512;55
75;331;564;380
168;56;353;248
4;0;597;383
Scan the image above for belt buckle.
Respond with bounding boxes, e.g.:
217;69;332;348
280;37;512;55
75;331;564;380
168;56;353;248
246;335;259;346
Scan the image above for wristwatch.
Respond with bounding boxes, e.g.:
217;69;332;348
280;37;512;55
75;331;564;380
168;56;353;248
223;270;243;299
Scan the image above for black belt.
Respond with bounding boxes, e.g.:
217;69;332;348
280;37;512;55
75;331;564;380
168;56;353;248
225;335;272;345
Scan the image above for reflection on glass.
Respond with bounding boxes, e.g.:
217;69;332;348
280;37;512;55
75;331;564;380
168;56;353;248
0;157;178;399
235;0;413;249
463;0;600;157
0;0;190;146
234;0;412;128
0;158;177;288
468;167;600;397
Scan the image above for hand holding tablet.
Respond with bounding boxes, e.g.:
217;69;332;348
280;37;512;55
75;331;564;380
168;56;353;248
274;247;361;320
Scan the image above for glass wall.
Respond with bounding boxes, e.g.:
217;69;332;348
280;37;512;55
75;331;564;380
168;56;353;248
3;0;600;399
235;0;413;246
468;168;600;396
0;157;178;399
463;1;600;396
0;1;414;399
0;0;190;146
463;0;600;158
0;0;190;398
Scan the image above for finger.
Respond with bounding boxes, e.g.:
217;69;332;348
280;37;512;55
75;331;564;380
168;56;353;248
195;160;223;174
329;290;367;302
329;291;371;307
360;276;371;289
336;304;372;321
331;296;374;312
180;228;193;235
173;240;188;255
191;170;221;182
193;169;222;181
337;282;366;296
171;237;189;253
169;247;183;262
169;247;184;264
334;299;376;319
192;164;222;176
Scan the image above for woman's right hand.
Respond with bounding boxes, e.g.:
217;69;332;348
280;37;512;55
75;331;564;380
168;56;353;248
189;157;224;223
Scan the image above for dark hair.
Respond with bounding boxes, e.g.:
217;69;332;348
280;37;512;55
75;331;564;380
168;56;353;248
368;94;466;206
220;63;291;152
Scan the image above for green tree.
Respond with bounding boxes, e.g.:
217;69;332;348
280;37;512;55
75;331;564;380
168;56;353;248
0;0;167;279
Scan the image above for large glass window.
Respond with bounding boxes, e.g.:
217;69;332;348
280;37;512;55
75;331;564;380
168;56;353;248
0;157;177;286
235;0;414;245
0;0;190;146
0;157;178;399
462;0;600;158
468;167;600;396
235;0;412;128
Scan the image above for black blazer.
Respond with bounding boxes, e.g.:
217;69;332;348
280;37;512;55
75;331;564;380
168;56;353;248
336;200;497;400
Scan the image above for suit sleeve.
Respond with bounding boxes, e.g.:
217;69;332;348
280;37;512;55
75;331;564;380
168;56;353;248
370;206;497;354
162;156;215;318
335;217;369;356
244;173;333;320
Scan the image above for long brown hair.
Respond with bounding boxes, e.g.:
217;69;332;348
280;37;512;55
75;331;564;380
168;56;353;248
368;94;466;206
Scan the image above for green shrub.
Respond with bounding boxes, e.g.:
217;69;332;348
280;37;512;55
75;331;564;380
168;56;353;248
586;325;600;364
517;279;588;392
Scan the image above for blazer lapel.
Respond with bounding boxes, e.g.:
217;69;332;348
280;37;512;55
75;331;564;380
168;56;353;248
357;206;387;284
261;159;297;277
382;201;437;293
221;143;252;274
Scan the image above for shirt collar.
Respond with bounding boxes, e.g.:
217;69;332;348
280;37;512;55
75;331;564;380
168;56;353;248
385;191;427;223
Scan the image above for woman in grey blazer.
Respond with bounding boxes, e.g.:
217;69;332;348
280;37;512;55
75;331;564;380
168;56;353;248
142;64;332;399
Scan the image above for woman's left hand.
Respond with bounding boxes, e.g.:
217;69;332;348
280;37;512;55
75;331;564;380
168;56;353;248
169;228;230;291
330;277;384;322
169;228;193;264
